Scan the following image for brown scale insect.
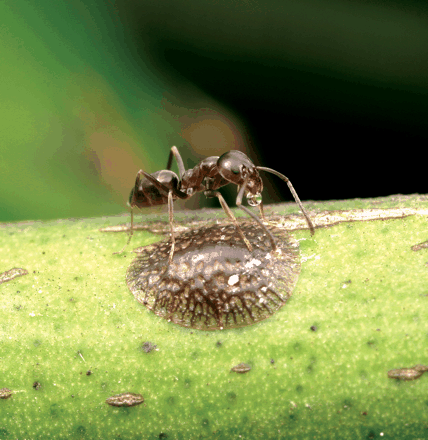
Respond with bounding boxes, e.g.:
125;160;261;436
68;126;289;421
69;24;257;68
105;392;144;407
127;221;301;330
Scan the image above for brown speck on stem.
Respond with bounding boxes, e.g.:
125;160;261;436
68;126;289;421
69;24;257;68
230;363;251;374
411;240;428;252
106;392;144;407
142;342;157;353
387;365;428;380
0;388;13;399
0;268;28;284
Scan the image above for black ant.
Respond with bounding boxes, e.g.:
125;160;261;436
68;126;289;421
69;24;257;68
117;146;315;261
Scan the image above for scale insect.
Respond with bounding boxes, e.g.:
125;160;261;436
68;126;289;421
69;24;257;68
127;221;301;330
117;146;315;261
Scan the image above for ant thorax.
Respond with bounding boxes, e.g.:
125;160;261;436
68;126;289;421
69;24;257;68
179;169;196;196
179;156;221;195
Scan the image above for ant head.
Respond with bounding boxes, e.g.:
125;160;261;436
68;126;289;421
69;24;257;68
180;169;196;195
243;175;263;207
218;151;263;204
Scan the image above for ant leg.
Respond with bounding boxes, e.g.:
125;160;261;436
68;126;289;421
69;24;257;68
258;201;266;222
166;146;186;180
149;190;176;306
113;169;148;254
236;177;277;252
167;189;176;264
257;166;315;235
113;207;134;254
132;174;178;263
205;190;253;253
133;169;146;189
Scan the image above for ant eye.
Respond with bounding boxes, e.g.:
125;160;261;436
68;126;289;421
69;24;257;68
231;167;240;175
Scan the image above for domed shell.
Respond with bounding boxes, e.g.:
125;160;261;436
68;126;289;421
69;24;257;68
127;221;301;330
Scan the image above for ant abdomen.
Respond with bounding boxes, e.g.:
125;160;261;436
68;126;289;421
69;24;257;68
133;170;179;208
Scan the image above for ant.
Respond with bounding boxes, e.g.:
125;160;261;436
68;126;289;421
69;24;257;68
117;146;315;262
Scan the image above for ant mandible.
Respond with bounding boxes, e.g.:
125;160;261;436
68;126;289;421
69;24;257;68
117;146;315;262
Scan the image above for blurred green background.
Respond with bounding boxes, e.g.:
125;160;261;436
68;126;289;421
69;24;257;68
1;0;428;223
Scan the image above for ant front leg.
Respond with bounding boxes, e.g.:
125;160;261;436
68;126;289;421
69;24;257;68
114;169;147;255
236;176;278;252
258;201;266;222
204;189;253;253
166;189;176;264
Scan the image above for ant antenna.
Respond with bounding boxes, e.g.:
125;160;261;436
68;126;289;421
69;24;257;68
257;167;315;235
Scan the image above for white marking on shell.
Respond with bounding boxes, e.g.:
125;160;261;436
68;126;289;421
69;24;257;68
228;275;240;286
244;259;261;269
191;254;205;263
